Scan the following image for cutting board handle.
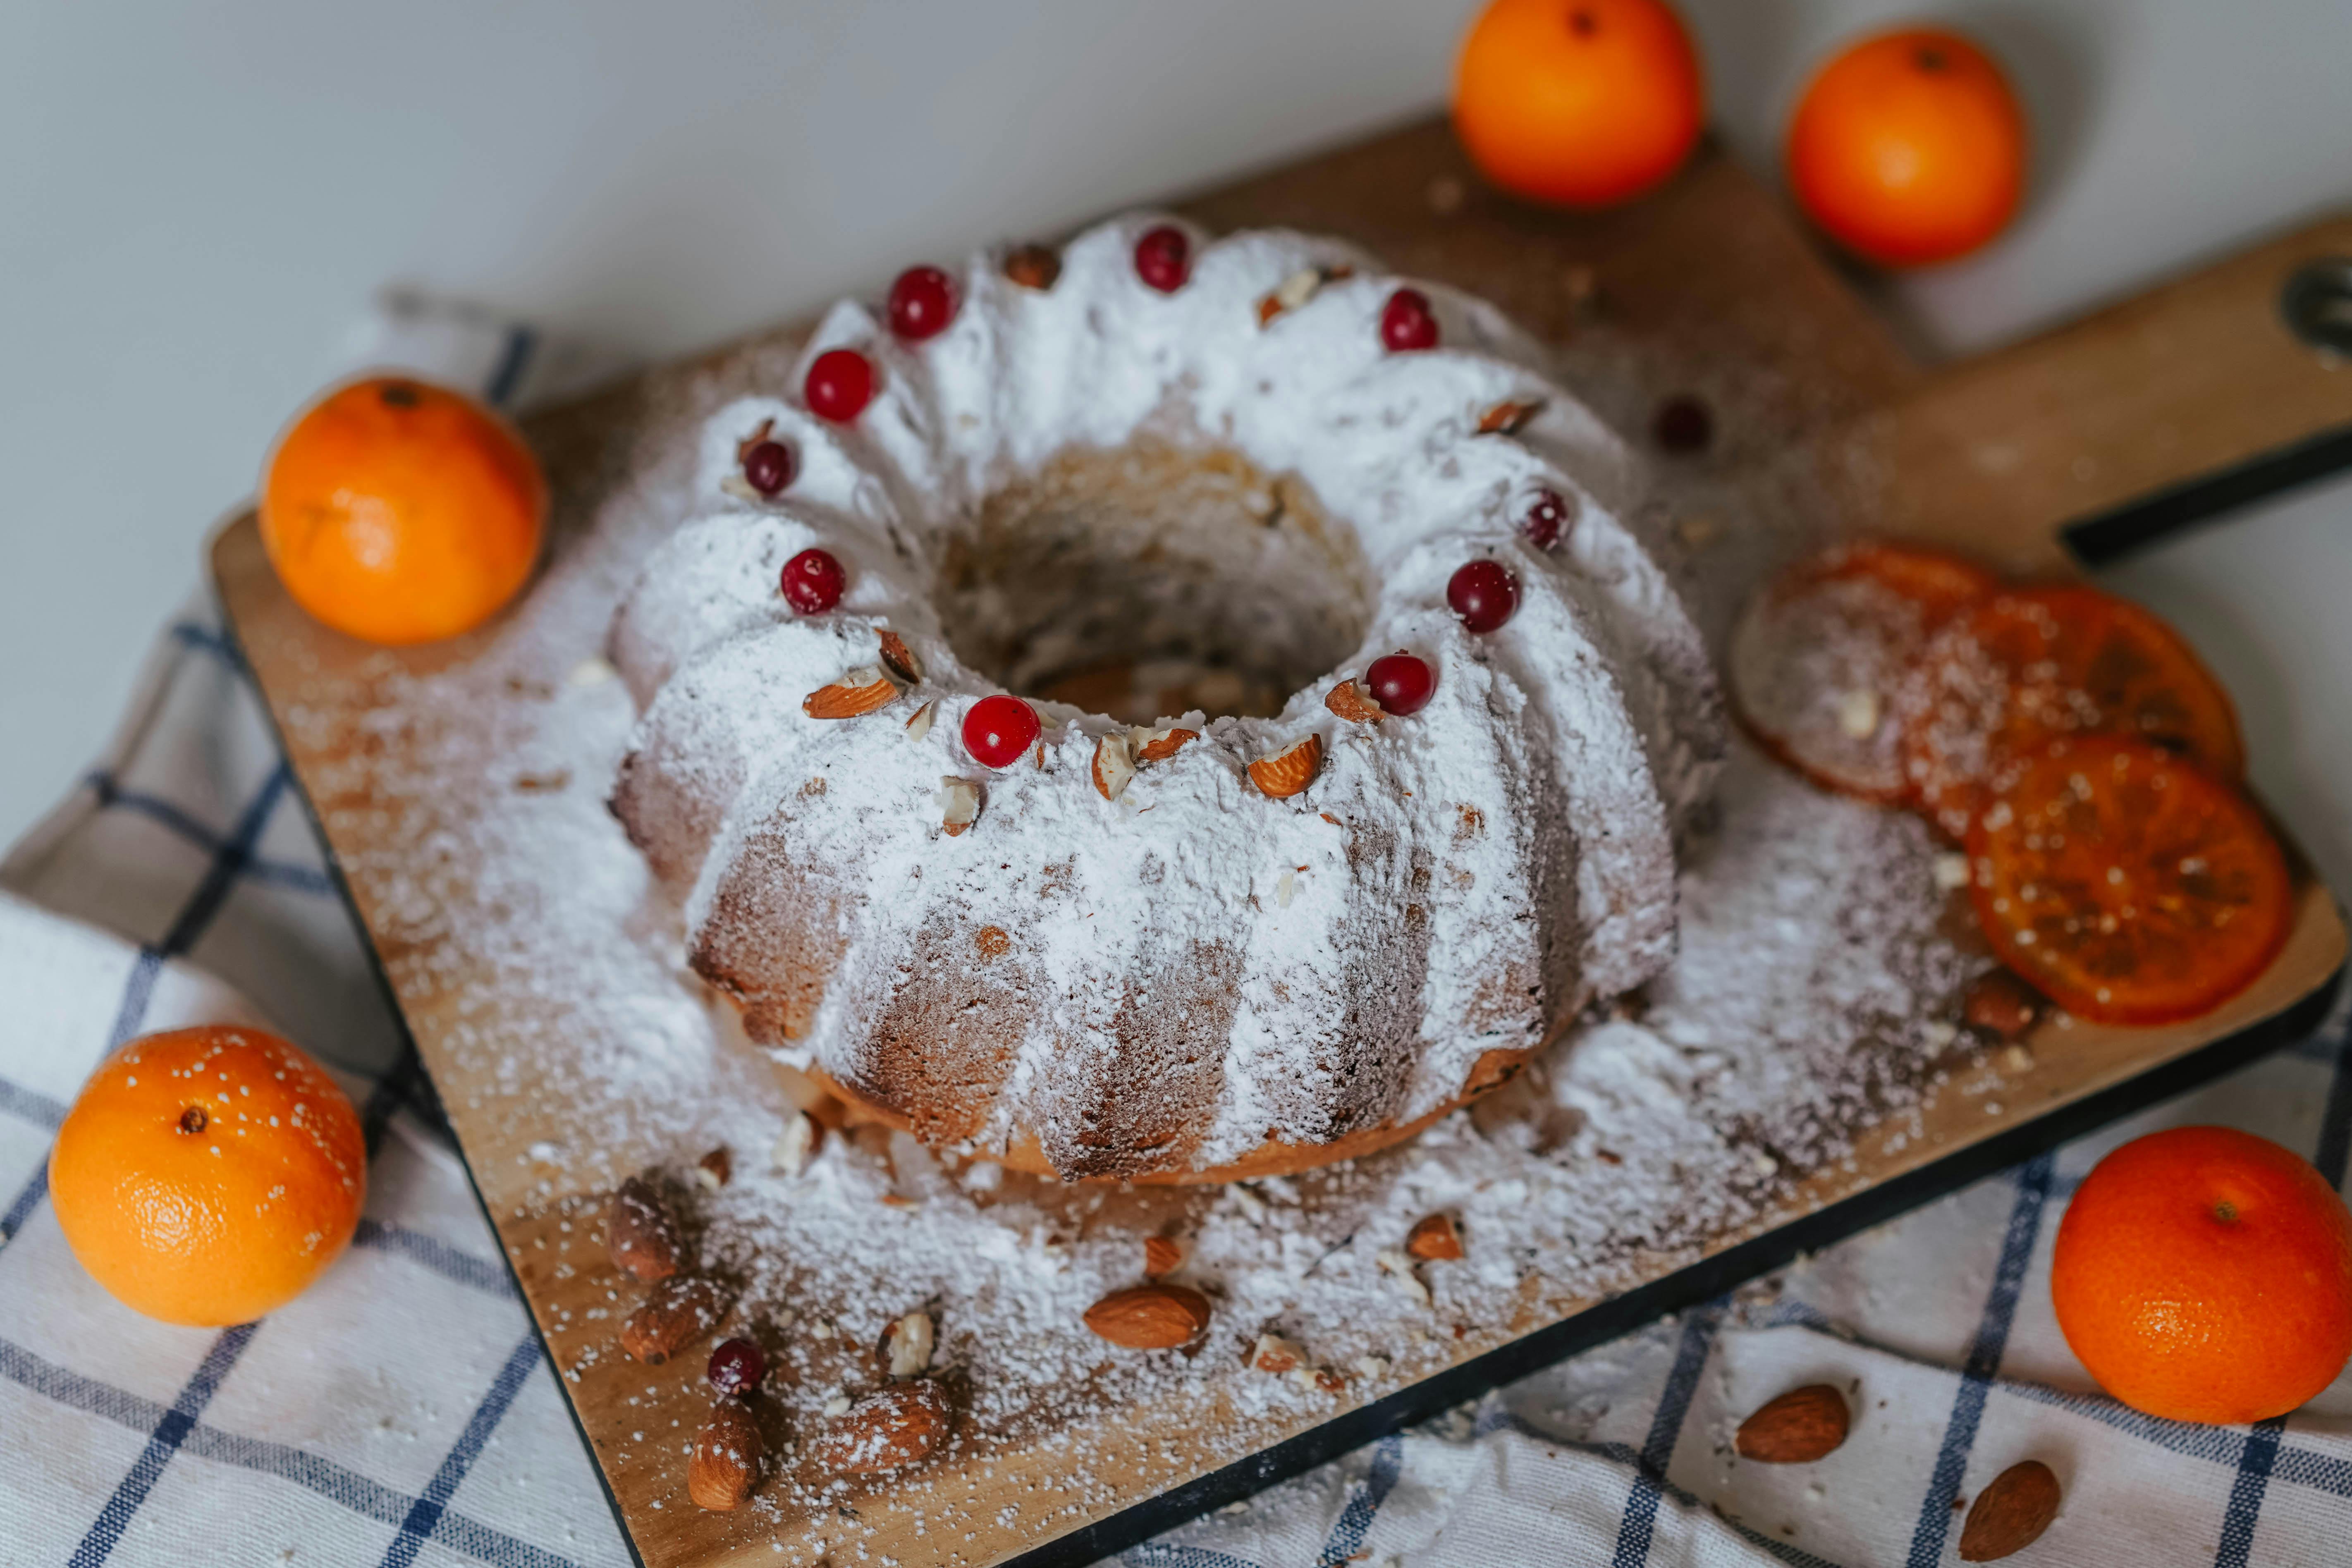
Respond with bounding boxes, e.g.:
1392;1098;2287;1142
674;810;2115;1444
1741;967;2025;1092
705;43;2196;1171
1838;214;2352;574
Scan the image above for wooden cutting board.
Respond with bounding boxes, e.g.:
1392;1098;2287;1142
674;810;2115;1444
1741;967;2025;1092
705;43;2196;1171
212;116;2350;1568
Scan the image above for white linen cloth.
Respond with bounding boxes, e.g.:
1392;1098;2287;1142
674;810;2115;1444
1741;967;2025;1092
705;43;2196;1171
0;305;2346;1568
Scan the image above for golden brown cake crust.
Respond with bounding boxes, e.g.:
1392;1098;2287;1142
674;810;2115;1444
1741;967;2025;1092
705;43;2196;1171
803;1046;1532;1185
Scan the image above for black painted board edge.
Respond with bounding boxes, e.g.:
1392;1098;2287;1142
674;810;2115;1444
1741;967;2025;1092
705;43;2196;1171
2063;422;2352;566
1006;962;2343;1568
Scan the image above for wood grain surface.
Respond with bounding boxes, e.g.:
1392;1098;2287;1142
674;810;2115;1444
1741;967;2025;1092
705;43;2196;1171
212;116;2347;1567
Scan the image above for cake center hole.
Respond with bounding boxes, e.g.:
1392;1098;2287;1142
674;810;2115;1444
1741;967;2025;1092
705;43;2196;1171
933;440;1374;725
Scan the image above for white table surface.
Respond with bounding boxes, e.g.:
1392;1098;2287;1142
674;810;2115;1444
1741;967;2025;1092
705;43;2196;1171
3;0;2349;854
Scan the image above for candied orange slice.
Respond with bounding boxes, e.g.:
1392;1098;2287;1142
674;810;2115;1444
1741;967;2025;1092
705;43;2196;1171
1967;736;2291;1025
1900;585;2244;838
1729;541;1996;802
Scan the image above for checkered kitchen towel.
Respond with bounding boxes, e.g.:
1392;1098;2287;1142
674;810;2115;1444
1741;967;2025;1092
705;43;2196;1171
2;306;2349;1568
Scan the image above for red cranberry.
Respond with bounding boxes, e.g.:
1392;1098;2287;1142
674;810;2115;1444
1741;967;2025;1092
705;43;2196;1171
1652;394;1713;454
888;265;957;340
1521;488;1571;550
962;695;1041;768
707;1337;765;1396
1447;559;1519;633
1365;651;1435;716
804;348;875;422
1133;225;1191;293
780;548;846;614
1380;288;1439;352
742;439;794;497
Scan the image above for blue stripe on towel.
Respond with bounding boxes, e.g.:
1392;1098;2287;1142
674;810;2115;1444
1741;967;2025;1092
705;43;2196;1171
1316;1432;1404;1566
1613;1302;1723;1566
378;1334;543;1568
0;1334;581;1568
67;1324;258;1566
1905;1154;2055;1568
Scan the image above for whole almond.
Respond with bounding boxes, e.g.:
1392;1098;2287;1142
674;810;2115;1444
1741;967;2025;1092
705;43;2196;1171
621;1276;729;1365
1405;1212;1463;1262
1083;1283;1211;1350
803;670;898;720
607;1176;682;1282
1248;735;1322;799
1965;969;2043;1040
688;1397;760;1511
1960;1460;2060;1561
818;1380;951;1473
1143;1235;1186;1278
1734;1384;1850;1463
694;1146;731;1190
1324;680;1386;726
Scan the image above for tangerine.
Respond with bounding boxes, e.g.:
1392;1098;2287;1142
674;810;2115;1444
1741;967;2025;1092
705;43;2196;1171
49;1025;366;1326
2053;1126;2352;1424
1453;0;1705;209
259;375;546;645
1786;27;2027;268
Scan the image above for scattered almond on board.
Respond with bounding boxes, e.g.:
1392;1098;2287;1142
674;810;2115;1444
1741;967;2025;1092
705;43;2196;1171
1405;1212;1464;1261
1964;968;2043;1039
819;1381;952;1473
1084;1283;1212;1350
606;1175;682;1282
621;1276;729;1365
688;1398;760;1511
1734;1384;1850;1463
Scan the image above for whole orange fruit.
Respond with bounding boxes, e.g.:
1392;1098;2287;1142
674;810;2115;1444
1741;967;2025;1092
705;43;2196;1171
260;375;547;645
2053;1126;2352;1425
1453;0;1706;209
50;1025;367;1327
1786;27;2027;268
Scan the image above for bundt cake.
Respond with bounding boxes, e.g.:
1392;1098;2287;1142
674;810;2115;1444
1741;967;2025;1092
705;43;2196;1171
608;214;1723;1183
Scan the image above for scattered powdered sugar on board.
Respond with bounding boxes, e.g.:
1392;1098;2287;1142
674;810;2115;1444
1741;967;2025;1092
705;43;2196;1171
258;279;1992;1566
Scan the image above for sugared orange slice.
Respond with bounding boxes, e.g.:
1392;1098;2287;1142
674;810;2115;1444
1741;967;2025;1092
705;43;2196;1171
1728;541;1996;802
1900;586;2244;838
1967;737;2291;1025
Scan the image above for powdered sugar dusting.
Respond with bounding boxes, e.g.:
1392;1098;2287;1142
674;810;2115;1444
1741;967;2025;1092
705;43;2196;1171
253;220;1989;1564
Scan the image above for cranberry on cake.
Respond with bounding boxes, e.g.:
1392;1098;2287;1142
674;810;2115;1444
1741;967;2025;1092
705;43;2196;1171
607;215;1722;1183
